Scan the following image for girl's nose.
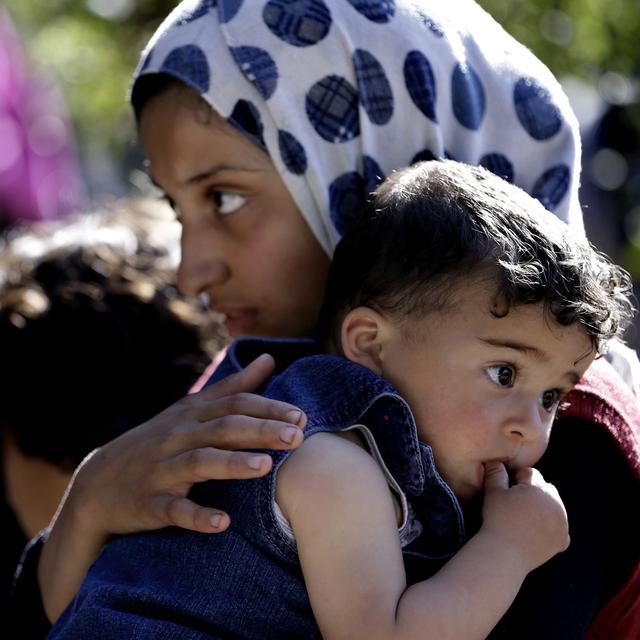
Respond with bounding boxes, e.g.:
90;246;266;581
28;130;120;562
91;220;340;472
177;228;231;296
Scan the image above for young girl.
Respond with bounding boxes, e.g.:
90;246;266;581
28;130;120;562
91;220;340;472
13;1;639;638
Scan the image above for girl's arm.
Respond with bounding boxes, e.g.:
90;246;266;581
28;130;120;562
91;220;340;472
277;434;569;640
37;354;306;622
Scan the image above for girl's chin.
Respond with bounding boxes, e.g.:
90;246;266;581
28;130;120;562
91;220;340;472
223;310;259;336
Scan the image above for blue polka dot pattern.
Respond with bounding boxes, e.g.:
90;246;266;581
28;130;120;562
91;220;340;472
416;10;444;37
404;51;437;122
263;0;332;47
177;0;217;25
479;153;514;183
219;0;243;23
135;0;585;250
353;49;393;125
451;63;485;130
140;51;153;73
279;129;307;174
306;75;360;143
514;77;563;141
228;100;266;150
161;45;210;93
345;0;395;23
363;155;385;197
230;46;278;99
532;164;570;211
329;171;364;235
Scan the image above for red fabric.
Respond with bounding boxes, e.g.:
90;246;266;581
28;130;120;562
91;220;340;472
586;563;640;640
560;357;640;481
559;357;640;639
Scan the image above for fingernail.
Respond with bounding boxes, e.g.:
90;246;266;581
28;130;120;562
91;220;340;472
248;455;268;470
210;514;223;528
286;410;302;424
280;427;299;444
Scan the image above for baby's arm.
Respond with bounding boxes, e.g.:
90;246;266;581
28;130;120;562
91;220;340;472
277;435;569;640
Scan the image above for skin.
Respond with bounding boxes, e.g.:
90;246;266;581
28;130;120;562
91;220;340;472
139;84;331;339
275;292;593;639
367;282;595;503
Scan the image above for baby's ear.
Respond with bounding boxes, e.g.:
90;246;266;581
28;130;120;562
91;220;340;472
340;307;389;375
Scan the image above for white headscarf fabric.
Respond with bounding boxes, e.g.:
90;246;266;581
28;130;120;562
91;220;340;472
132;0;583;255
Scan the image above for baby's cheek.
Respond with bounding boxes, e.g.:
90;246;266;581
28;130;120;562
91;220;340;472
464;428;493;452
458;404;496;449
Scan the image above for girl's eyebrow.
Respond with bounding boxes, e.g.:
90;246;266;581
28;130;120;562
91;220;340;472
183;164;262;185
148;164;263;191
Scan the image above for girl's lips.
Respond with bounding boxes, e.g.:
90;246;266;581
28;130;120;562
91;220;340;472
221;309;258;336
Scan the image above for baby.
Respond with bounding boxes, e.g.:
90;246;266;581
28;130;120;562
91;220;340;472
46;161;633;639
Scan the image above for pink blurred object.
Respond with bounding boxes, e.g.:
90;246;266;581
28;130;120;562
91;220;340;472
0;8;85;226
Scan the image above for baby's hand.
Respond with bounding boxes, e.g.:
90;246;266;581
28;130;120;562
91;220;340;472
480;461;569;572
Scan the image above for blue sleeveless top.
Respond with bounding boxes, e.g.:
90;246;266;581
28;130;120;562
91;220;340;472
47;338;466;639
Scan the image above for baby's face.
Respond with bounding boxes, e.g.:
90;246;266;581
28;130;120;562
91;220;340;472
379;282;595;503
139;86;330;339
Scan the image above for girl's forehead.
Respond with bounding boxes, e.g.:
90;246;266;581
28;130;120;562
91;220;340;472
142;83;265;154
140;92;273;188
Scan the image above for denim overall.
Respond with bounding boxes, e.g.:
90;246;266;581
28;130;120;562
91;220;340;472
47;338;466;639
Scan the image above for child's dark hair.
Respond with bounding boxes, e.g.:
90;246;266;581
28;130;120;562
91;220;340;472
0;200;225;470
317;160;634;352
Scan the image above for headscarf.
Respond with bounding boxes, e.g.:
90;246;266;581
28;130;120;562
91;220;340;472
131;0;583;255
0;9;85;227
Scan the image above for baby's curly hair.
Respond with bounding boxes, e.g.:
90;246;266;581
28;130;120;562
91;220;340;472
0;199;226;470
318;160;635;352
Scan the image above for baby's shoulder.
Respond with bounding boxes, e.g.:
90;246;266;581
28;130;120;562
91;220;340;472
276;430;391;520
281;430;378;479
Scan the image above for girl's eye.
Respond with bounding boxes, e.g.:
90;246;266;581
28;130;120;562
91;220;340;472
212;191;246;216
540;389;561;413
486;364;516;388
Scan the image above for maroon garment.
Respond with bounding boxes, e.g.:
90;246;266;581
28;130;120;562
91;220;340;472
560;357;640;639
561;357;639;480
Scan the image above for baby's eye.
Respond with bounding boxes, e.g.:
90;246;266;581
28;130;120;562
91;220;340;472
540;389;561;413
212;191;246;216
486;364;516;388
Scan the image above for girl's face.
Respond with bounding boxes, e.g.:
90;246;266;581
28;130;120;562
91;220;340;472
139;86;330;338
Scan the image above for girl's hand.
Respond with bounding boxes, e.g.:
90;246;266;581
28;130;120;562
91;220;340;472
481;461;569;572
40;354;306;622
66;353;306;538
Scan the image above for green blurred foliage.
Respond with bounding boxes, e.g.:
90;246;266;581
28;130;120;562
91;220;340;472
480;0;640;78
6;0;175;155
